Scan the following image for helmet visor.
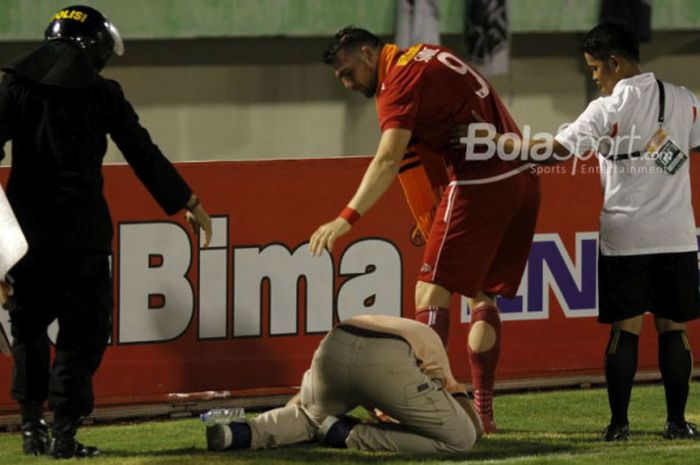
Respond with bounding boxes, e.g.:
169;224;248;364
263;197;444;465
107;22;124;56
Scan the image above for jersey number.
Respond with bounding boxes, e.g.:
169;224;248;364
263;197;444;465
437;51;490;99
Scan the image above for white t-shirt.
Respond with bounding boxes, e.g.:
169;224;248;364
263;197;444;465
556;72;700;256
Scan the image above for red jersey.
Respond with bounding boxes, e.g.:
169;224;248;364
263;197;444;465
376;43;525;181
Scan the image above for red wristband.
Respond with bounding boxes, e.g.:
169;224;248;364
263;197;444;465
339;207;361;225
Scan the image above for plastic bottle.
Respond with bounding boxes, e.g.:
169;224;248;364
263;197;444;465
200;407;245;426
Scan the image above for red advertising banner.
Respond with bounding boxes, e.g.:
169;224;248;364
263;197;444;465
0;156;698;411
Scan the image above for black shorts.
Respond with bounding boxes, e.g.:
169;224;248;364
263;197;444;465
598;250;700;324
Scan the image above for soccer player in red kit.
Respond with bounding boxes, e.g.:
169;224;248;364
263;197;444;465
309;27;540;432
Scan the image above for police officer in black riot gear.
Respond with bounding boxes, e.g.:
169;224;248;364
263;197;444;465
0;5;212;458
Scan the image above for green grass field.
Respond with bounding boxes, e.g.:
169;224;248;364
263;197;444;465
1;384;699;464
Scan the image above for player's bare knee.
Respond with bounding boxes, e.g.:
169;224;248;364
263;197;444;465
467;292;496;310
415;281;451;308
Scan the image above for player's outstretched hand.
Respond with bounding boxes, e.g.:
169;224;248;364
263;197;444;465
309;217;351;256
186;204;213;248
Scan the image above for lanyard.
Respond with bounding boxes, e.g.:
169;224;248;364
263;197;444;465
605;79;666;161
656;79;665;128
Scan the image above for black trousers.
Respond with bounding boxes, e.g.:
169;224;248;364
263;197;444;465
9;249;112;418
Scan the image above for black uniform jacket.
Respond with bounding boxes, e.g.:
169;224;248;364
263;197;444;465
0;41;192;252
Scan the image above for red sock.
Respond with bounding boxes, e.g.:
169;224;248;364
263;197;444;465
415;305;450;347
468;305;501;421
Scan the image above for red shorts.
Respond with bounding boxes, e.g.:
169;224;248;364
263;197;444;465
418;168;540;298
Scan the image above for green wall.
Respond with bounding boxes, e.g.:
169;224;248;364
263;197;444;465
1;0;698;41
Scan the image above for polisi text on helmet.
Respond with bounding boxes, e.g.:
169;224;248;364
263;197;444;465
52;9;89;23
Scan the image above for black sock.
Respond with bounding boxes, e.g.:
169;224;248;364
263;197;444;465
604;330;639;426
230;422;252;449
659;330;692;425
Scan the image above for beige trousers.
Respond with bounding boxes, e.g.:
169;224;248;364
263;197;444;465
246;328;478;453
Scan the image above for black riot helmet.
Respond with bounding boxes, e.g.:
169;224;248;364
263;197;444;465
44;5;124;71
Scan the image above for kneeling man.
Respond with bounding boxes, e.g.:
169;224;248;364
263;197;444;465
206;315;482;453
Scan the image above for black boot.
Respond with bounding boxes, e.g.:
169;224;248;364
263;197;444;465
663;421;700;440
20;402;50;455
50;415;101;459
